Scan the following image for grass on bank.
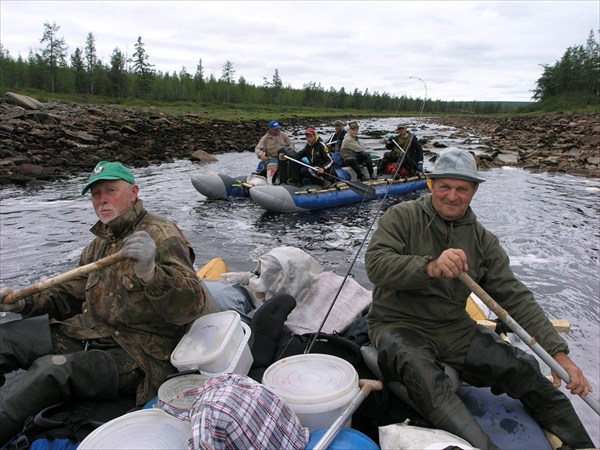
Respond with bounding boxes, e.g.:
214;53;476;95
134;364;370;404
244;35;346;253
7;89;599;122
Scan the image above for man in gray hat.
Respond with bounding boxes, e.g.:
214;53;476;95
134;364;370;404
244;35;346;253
365;149;595;449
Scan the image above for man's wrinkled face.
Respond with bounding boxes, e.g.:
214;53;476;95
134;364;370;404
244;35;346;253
91;179;139;224
430;178;478;221
268;128;280;136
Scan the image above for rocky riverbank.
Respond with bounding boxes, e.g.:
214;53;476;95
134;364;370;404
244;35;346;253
0;92;598;187
430;114;600;178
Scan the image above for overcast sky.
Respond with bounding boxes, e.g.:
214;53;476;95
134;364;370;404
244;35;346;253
1;1;598;102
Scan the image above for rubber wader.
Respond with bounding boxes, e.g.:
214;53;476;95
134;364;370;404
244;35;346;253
0;350;119;445
461;326;596;449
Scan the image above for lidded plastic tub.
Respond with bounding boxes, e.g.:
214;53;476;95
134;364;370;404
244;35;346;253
78;409;191;449
157;373;211;414
262;354;359;432
171;310;243;373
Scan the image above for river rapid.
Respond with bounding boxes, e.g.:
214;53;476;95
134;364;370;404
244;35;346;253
1;117;598;442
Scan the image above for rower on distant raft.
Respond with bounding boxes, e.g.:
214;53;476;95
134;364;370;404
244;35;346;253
380;123;424;177
254;119;295;184
365;149;595;449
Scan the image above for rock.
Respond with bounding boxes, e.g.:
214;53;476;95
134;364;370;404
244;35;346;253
191;150;218;162
3;92;45;110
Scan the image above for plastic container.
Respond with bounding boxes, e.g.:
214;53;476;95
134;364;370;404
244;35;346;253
171;310;244;373
201;321;253;377
262;354;359;432
157;373;211;414
78;409;191;449
306;428;379;450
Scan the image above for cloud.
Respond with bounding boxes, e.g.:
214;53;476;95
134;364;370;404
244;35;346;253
1;0;597;101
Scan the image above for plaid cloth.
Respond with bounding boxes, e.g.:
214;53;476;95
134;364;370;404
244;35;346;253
159;373;310;450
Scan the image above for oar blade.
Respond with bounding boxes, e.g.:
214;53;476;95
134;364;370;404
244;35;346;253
346;181;376;200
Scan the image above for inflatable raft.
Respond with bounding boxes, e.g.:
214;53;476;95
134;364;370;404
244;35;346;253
249;176;427;213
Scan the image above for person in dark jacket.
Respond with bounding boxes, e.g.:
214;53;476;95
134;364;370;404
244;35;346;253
327;120;347;153
285;128;334;188
365;149;595;449
0;161;220;445
380;124;424;177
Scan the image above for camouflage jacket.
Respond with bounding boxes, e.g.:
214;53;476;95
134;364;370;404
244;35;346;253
23;200;214;404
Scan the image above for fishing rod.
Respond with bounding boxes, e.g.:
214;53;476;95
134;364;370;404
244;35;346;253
306;80;428;353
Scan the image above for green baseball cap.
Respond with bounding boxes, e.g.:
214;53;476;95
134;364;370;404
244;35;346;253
82;161;136;194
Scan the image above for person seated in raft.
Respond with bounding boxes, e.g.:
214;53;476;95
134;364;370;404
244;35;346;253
0;162;220;447
284;128;334;188
365;149;596;449
327;120;347;153
340;122;375;181
254;120;295;184
380;123;424;178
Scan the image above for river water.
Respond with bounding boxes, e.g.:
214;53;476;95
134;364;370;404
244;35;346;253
1;117;598;442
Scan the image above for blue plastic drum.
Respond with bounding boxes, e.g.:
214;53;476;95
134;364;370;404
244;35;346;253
306;428;379;449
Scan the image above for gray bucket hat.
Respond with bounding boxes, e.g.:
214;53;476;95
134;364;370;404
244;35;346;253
428;149;485;183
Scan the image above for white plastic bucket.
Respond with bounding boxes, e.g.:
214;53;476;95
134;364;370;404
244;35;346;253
78;409;191;449
262;354;359;432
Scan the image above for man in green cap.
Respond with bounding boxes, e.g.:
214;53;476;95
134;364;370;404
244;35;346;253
0;161;219;445
365;149;595;449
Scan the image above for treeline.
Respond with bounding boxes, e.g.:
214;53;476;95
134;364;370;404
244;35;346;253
0;22;596;114
532;30;599;103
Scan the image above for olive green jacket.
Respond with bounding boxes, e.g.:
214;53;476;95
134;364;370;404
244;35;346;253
365;194;567;357
24;200;215;404
340;133;366;160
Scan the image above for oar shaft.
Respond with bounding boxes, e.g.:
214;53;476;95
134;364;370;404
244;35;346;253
4;250;128;304
458;272;600;416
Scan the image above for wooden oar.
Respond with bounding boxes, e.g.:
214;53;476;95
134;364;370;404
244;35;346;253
458;272;600;416
312;379;383;450
3;250;128;304
284;155;376;199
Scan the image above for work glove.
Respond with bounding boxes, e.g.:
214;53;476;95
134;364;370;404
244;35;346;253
417;162;424;172
0;287;24;313
387;135;397;143
123;231;156;281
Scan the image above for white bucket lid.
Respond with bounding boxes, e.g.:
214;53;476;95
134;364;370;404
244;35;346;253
158;374;211;410
262;354;358;405
78;409;192;449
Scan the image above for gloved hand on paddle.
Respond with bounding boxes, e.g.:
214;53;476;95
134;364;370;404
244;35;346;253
387;135;397;143
417;161;424;172
0;287;24;313
123;231;156;282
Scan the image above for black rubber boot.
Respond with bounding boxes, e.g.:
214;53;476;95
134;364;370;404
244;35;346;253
0;315;52;379
0;349;119;445
429;394;500;450
530;402;595;449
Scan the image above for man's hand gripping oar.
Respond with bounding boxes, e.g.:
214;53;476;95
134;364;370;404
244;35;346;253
458;272;600;416
0;251;129;312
